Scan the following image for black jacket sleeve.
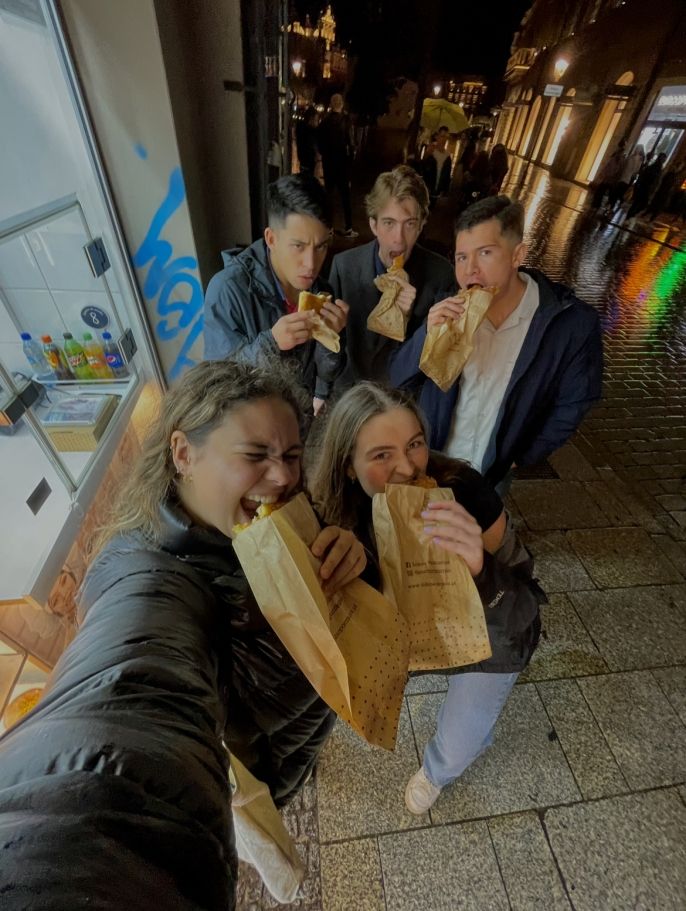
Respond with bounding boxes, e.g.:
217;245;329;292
470;518;546;672
0;549;236;911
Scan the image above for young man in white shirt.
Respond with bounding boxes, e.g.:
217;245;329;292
389;195;603;492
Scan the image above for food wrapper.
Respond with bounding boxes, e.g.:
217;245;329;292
298;290;340;353
367;255;410;341
419;285;494;392
372;483;492;672
233;493;409;750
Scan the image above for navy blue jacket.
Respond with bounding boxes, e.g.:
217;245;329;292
389;267;603;485
204;239;343;398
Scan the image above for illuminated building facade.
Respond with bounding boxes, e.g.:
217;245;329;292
495;0;686;184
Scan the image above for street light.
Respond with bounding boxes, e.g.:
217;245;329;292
554;57;569;81
433;83;442;97
292;59;303;78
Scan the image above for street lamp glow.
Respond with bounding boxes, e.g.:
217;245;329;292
291;59;303;77
432;83;442;97
554;57;569;81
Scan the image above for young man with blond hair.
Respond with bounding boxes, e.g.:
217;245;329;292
329;164;456;388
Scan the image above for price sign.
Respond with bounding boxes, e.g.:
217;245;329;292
80;306;110;329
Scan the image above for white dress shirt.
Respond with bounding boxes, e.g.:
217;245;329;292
444;273;540;473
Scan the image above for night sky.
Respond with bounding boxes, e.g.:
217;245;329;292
292;0;533;81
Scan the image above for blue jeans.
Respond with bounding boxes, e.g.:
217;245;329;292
423;671;519;788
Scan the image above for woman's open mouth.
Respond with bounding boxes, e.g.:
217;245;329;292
239;494;280;523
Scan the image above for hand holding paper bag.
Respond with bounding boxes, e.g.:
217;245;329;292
373;483;492;672
419;285;494;391
233;494;409;751
367;255;411;341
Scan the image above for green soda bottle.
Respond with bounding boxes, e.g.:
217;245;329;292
63;332;94;380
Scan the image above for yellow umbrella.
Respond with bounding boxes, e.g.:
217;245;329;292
421;98;470;135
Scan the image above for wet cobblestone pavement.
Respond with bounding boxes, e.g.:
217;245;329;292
237;159;686;909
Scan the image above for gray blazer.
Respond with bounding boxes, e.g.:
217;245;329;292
329;240;456;390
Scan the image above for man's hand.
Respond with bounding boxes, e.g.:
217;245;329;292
320;298;349;333
386;274;417;316
421;501;484;577
311;526;367;595
427;295;466;330
313;396;327;417
271;312;313;351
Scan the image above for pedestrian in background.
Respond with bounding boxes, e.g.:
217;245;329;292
628;151;667;218
489;143;510;194
591;141;626;210
646;163;685;221
295;106;319;175
609;143;644;209
317;93;358;238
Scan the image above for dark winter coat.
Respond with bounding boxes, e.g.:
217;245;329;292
204;239;344;399
389;267;603;486
0;537;237;910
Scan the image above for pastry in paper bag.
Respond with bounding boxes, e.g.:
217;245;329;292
419;285;494;392
367;255;409;341
372;482;491;672
298;290;340;353
233;493;409;750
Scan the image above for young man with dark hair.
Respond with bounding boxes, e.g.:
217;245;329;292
204;173;349;413
390;195;603;491
329;164;457;388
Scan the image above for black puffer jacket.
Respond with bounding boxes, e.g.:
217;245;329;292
90;499;332;806
0;546;236;910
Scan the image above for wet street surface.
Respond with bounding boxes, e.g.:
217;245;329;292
237;159;686;910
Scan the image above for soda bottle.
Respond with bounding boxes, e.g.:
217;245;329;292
41;335;73;380
82;332;113;379
63;333;94;380
20;332;54;379
101;332;129;378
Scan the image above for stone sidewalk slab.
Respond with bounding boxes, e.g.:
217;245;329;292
537;679;627;799
566;526;682;588
569;586;686;670
510;481;607;530
316;704;422;842
378;823;509;911
408;685;580;824
544;789;686;911
652;665;686;725
518;530;593;593
320;838;385;911
519;593;608;682
488;812;572;911
578;670;686;789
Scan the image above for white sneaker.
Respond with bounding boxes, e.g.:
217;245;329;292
404;767;442;815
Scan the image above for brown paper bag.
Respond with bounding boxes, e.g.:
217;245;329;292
372;484;492;672
367;264;410;341
233;493;409;750
419;286;493;392
309;312;340;353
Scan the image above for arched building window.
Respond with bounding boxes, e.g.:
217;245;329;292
576;71;634;183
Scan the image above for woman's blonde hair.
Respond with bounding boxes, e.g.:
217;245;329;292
365;165;430;224
94;358;309;554
309;382;427;529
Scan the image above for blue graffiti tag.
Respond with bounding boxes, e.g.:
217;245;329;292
132;154;203;379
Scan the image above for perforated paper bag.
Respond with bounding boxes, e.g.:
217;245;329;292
372;483;491;672
367;260;410;341
233;493;408;750
419;286;493;392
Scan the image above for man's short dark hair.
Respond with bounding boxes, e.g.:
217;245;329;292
454;195;525;244
267;173;331;229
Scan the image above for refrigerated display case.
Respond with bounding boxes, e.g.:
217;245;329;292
0;0;165;699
